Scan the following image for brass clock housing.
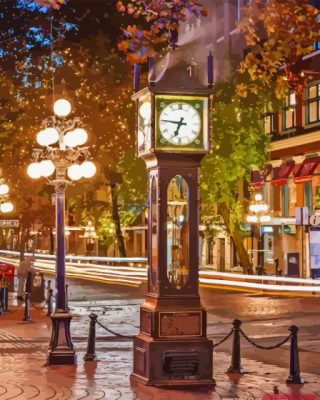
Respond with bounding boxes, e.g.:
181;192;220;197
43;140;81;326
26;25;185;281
155;95;209;152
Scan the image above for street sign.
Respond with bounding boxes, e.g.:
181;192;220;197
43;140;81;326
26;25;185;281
310;211;320;227
0;220;19;228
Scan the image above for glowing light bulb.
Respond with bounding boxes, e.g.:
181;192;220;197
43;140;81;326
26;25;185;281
40;160;55;177
67;164;82;181
0;184;9;195
64;128;88;147
81;161;96;178
54;99;72;117
0;202;13;213
37;128;59;146
260;215;271;223
27;163;42;179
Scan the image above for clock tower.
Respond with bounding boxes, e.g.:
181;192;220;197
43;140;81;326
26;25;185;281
131;50;214;387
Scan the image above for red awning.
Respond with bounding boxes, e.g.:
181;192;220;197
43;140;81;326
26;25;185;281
272;161;295;186
251;170;264;188
294;157;320;184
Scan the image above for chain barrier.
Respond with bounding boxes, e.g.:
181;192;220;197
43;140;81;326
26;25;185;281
96;319;136;339
239;328;292;350
211;329;233;348
85;315;303;384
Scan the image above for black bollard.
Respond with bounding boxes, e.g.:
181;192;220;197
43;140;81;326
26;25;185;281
0;288;4;315
23;292;31;322
2;286;8;312
84;313;98;361
47;289;54;316
228;319;245;374
65;284;69;311
287;325;304;384
0;287;5;312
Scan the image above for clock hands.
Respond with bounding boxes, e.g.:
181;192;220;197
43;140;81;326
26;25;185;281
160;117;187;137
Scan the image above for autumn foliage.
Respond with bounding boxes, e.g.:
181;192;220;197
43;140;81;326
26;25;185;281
116;0;208;63
237;0;320;98
35;0;66;9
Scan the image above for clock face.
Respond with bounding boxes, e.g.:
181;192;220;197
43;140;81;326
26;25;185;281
138;100;152;154
159;102;201;146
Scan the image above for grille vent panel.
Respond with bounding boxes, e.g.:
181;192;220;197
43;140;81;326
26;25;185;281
162;352;199;378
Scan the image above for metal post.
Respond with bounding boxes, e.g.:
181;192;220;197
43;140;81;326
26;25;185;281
301;222;304;278
56;190;66;311
65;284;69;311
47;179;76;365
84;313;98;361
2;286;8;312
0;287;4;314
287;325;304;384
47;289;54;316
23;292;31;322
228;319;244;374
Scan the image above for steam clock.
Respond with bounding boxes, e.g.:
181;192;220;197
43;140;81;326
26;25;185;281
131;52;214;387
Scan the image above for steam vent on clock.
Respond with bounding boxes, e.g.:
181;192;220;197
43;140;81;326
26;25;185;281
131;45;215;387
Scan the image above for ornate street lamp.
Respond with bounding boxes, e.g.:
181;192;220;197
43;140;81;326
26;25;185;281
0;181;14;214
0;180;14;251
82;220;98;256
27;99;96;365
246;192;271;271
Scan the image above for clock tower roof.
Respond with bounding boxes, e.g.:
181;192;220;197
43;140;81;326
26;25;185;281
148;49;212;96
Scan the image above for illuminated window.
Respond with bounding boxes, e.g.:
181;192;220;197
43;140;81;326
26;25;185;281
281;184;289;217
263;113;274;134
282;92;296;131
306;83;320;124
304;181;313;213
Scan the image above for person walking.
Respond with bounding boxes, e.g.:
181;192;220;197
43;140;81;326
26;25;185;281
17;255;33;301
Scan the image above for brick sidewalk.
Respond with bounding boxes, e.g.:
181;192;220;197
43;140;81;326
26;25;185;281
0;300;319;399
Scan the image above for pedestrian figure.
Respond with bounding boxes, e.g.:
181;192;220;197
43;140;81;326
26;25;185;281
17;255;33;301
274;257;279;276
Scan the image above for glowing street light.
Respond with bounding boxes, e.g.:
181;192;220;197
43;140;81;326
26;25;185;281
246;191;272;271
0;180;13;214
27;99;96;366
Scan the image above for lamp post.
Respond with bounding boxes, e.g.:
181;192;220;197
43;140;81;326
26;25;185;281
0;181;14;249
246;192;271;272
27;98;96;365
82;220;98;256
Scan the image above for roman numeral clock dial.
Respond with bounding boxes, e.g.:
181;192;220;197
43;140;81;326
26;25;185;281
159;102;201;146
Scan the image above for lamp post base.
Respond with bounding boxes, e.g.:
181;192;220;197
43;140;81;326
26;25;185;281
47;309;76;366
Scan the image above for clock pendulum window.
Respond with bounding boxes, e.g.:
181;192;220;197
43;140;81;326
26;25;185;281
131;88;214;387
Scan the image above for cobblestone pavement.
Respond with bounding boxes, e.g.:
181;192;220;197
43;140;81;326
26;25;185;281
0;297;319;399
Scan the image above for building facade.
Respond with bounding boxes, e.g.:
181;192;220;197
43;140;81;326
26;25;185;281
190;0;320;276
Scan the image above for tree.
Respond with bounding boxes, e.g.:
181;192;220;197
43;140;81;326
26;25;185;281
0;1;146;257
117;0;320;271
237;0;320;98
116;0;207;63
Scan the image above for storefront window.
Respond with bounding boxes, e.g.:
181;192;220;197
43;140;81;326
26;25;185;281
306;83;320;124
304;181;313;214
281;184;289;217
167;175;189;289
315;185;320;209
